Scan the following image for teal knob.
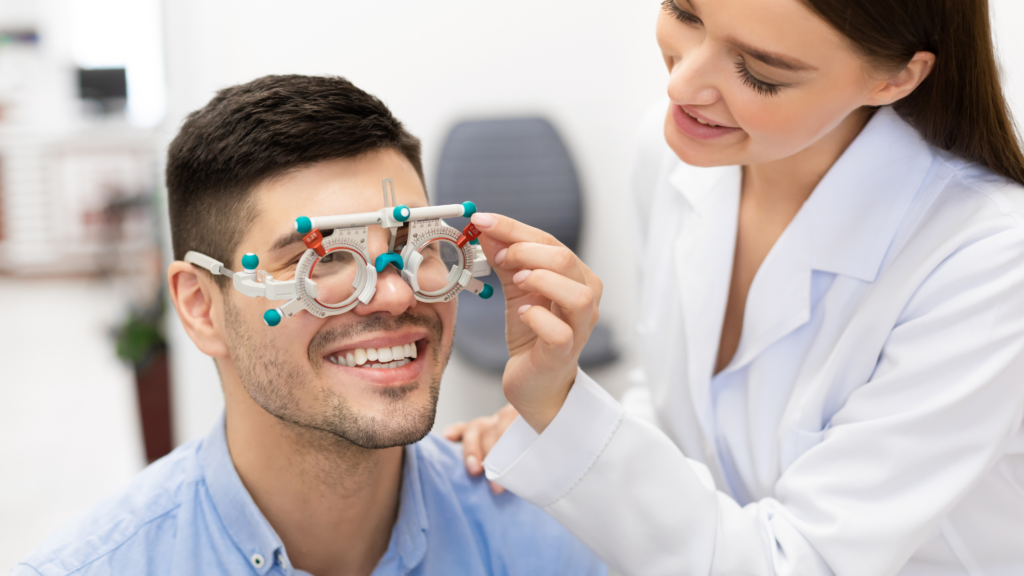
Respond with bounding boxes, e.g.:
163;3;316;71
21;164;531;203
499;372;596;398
470;239;480;245
295;216;312;234
242;253;259;271
479;283;493;299
461;201;477;218
393;205;411;222
263;309;282;327
374;252;405;273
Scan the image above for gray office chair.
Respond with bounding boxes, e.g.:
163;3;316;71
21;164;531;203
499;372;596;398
436;117;618;372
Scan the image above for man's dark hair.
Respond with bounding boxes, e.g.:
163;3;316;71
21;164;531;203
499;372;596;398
166;74;424;282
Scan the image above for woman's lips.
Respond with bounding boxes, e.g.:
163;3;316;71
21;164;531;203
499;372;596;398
671;104;742;141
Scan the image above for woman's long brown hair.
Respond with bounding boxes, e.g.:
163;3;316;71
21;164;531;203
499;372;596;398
805;0;1024;185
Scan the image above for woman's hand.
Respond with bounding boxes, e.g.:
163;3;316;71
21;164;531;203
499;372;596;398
443;404;520;494
469;212;603;433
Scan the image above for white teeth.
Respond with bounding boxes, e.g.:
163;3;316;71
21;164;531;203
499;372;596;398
331;342;419;369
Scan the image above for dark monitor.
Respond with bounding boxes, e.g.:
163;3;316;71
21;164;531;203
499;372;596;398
78;68;127;114
78;68;127;100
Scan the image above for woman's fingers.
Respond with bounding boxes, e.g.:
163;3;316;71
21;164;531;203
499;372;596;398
498;242;588;285
518;303;575;359
472;212;561;249
461;421;485;476
513;269;597;333
442;422;466;441
448;405;522;483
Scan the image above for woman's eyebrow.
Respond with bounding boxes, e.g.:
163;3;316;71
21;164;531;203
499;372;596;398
681;0;817;72
726;37;817;72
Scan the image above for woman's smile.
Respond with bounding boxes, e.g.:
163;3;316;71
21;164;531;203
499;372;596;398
671;104;743;141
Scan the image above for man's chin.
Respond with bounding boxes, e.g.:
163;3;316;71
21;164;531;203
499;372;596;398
299;376;441;451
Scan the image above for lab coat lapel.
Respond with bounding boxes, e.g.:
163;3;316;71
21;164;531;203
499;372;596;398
725;108;932;374
779;107;936;435
671;163;741;444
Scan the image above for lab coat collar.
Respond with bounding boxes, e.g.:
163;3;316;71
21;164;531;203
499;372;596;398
670;107;933;281
725;107;934;374
803;106;934;282
668;106;935;392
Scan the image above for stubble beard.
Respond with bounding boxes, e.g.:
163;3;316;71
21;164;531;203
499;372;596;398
224;299;446;450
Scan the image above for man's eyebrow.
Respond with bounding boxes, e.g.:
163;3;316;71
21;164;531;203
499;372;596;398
727;37;817;72
269;231;304;253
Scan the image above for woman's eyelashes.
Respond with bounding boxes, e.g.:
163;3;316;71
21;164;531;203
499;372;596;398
734;58;786;97
660;1;789;98
662;0;701;26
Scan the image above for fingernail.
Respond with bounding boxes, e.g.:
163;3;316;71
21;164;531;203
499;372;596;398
513;269;531;284
495;248;507;265
471;213;497;228
518;304;532;315
466;454;479;471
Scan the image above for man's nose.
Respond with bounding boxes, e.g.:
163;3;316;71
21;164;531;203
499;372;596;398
353;263;418;316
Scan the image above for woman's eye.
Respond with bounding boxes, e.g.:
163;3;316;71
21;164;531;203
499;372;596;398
662;0;702;26
734;58;785;97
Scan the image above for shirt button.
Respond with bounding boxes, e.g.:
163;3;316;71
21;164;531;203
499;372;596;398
250;553;266;568
278;552;288;568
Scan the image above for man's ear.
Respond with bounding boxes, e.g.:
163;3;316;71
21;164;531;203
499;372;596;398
865;51;936;107
167;261;229;359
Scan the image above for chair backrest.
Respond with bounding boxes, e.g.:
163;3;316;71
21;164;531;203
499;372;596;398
435;117;582;252
435;118;585;370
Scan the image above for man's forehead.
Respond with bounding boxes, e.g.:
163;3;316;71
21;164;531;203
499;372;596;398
248;154;427;254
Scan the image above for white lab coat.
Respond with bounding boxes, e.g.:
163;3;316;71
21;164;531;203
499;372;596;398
483;107;1024;576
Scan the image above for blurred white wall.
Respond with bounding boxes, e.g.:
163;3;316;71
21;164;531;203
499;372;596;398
161;0;669;444
992;0;1024;127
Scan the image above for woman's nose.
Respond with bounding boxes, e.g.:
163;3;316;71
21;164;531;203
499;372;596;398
667;42;721;107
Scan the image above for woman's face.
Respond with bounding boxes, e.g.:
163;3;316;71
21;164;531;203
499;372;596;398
657;0;887;167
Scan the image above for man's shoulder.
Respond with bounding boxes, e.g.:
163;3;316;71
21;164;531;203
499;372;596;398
14;439;209;576
412;434;606;574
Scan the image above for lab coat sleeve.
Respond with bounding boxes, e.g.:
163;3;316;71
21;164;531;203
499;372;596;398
484;224;1024;576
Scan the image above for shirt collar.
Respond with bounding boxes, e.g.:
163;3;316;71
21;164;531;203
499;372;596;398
392;444;429;570
199;414;287;575
198;414;432;575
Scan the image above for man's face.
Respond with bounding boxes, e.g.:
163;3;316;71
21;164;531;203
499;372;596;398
222;149;455;449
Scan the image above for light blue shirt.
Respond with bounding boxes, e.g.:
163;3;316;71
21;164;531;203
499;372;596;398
14;415;605;576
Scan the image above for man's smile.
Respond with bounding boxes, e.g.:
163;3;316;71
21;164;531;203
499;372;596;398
326;338;423;369
317;326;434;386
